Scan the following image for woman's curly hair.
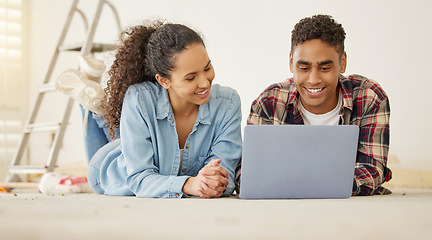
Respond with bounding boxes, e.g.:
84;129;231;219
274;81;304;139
291;14;346;57
101;20;204;139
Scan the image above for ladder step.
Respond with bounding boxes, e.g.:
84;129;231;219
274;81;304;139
24;122;61;133
38;82;56;93
8;165;48;174
59;42;118;53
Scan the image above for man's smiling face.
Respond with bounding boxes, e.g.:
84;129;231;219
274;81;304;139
290;39;347;114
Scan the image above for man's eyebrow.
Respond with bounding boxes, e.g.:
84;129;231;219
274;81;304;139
318;60;334;65
183;60;211;78
296;60;311;65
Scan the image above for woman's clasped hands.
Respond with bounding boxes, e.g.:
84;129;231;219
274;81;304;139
183;159;230;198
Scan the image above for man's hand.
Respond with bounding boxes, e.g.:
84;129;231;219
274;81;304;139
182;159;230;198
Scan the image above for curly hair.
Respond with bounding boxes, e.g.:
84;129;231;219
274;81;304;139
101;20;204;139
291;14;346;57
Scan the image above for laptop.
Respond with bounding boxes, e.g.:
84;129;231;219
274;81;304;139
239;125;359;199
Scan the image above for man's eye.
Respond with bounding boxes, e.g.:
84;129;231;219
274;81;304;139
321;67;331;71
299;66;309;71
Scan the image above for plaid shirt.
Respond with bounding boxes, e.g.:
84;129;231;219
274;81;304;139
236;74;392;196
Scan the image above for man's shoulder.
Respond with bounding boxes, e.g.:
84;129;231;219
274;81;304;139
255;79;296;103
342;74;380;89
341;74;388;102
263;78;295;91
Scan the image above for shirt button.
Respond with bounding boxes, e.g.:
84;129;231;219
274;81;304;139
175;193;180;197
185;145;189;149
182;168;186;172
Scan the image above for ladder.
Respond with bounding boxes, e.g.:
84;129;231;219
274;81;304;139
4;0;121;184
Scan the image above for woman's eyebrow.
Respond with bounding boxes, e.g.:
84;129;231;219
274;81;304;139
183;60;211;78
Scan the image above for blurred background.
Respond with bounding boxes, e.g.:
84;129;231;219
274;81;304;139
1;0;431;185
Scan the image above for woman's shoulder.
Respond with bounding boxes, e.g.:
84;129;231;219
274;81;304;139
208;84;241;115
125;81;164;101
209;84;240;102
123;81;166;113
126;81;161;94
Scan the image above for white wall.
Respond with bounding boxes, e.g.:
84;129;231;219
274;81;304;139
28;0;432;168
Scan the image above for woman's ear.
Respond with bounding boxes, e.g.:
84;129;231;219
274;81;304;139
156;74;170;89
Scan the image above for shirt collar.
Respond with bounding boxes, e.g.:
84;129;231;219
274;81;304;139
196;102;211;125
156;87;170;120
156;87;211;125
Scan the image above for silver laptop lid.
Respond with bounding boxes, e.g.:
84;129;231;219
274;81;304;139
239;125;359;199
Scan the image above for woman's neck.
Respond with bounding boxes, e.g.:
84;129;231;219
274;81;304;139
170;100;198;118
168;91;199;118
168;96;199;149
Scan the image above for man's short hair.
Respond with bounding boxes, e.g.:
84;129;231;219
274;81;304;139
291;15;346;57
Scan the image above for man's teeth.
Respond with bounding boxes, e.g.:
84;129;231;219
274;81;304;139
196;89;208;95
306;88;323;93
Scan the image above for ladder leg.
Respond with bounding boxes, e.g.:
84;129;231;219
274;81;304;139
105;0;122;33
81;0;105;56
81;0;123;56
45;98;75;172
43;0;81;85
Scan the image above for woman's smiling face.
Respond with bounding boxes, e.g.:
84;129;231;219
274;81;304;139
157;43;215;108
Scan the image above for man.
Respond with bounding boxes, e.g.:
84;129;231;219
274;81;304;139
236;14;392;196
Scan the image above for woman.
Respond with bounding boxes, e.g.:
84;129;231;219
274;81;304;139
56;21;242;198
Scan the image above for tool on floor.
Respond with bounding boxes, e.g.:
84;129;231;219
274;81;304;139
3;0;122;187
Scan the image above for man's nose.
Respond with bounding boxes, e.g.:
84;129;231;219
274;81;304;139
307;68;321;85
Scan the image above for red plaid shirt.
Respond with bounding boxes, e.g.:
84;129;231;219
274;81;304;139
236;74;392;196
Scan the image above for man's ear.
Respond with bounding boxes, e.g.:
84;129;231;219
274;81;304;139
155;74;170;89
289;51;294;73
339;52;347;73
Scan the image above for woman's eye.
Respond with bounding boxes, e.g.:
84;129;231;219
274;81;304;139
186;77;195;81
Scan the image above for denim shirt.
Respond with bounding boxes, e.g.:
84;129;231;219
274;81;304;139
97;81;242;198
